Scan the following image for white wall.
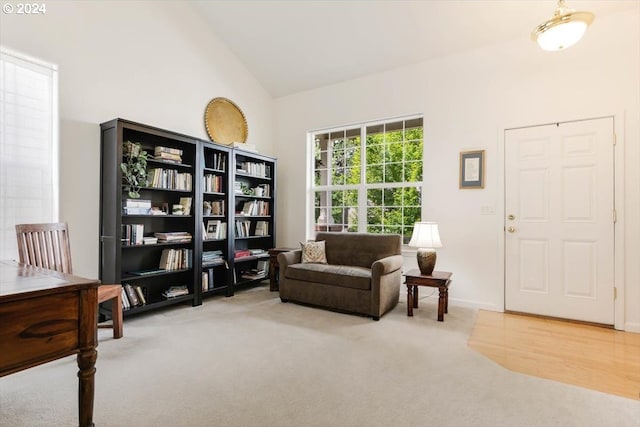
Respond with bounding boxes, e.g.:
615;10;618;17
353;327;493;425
274;8;640;331
1;1;276;278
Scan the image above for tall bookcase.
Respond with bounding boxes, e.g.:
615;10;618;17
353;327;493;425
99;118;276;316
230;150;276;289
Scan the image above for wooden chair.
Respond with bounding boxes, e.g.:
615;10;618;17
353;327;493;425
15;222;123;339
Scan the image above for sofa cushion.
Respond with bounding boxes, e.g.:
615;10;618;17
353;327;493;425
300;240;327;264
285;263;371;291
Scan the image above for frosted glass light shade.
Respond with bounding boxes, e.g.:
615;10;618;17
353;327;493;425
532;1;594;51
408;222;442;249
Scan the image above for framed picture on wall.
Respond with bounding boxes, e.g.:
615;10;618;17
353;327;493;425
459;150;485;189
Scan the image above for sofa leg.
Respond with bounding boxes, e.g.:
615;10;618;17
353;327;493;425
372;316;380;321
280;297;289;303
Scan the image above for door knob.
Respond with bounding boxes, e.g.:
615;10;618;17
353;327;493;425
507;227;515;233
508;214;515;220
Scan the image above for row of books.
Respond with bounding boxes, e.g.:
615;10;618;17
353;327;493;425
204;221;227;240
206;152;226;172
122;224;144;246
237;161;271;178
255;221;269;236
237;200;269;216
159;248;193;270
205;200;225;216
235;220;251;238
121;283;146;309
147;168;192;191
154;146;183;164
203;173;224;193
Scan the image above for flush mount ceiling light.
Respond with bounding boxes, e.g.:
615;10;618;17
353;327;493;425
532;0;594;51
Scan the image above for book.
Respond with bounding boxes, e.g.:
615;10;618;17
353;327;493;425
124;284;140;307
129;268;164;276
134;285;147;305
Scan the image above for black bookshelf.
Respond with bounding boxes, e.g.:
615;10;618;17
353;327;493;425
99;118;276;316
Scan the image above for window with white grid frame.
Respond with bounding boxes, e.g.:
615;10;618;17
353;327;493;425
311;116;423;244
0;48;59;260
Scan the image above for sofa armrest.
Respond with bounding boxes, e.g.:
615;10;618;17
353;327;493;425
371;254;403;277
277;250;302;281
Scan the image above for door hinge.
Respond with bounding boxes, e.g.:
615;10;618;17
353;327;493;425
613;133;617;145
614;286;617;300
613;209;617;223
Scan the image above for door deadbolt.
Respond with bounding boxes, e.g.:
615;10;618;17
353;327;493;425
508;214;515;220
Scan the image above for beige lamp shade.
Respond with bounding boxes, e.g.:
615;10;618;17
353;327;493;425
408;222;442;249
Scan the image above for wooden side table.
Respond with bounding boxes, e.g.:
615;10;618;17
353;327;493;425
404;269;452;321
268;248;295;291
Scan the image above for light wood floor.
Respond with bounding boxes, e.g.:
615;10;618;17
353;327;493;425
468;310;640;400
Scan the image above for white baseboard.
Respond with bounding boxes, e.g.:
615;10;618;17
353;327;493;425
449;297;501;313
624;322;640;333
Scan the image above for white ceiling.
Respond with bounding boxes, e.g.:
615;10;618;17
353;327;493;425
192;1;637;98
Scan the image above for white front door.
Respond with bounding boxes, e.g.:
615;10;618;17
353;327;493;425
504;117;615;324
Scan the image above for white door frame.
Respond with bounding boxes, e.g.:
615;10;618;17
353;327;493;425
497;113;625;331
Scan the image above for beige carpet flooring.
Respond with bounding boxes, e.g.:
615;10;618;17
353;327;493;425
1;285;639;427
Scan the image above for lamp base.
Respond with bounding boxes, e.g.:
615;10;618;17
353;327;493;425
417;248;437;276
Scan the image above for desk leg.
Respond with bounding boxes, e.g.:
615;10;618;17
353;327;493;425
78;287;97;427
437;287;446;322
406;284;414;317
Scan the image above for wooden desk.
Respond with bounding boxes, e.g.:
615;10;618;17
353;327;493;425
404;269;452;321
0;260;99;427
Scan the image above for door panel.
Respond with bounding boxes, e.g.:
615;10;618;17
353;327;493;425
505;118;614;324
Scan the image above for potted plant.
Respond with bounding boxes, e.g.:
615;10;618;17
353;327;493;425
121;141;148;198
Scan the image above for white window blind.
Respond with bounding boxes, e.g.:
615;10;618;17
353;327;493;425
0;47;58;260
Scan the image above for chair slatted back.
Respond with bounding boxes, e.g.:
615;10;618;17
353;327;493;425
15;222;73;274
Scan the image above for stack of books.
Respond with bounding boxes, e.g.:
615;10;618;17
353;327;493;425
154;146;183;164
154;231;192;243
234;249;251;259
123;199;151;215
162;285;189;299
202;250;225;267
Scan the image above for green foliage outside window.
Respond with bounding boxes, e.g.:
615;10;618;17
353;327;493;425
313;118;423;243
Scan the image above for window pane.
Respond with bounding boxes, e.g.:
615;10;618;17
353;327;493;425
330;190;344;206
403;187;422;206
383;188;401;206
367;207;382;225
404;141;422;161
384;163;403;183
345;190;358;206
366;165;383;183
383;207;403;225
367;188;382;206
366;143;383;165
404;160;422;182
385;142;403;163
344;166;360;184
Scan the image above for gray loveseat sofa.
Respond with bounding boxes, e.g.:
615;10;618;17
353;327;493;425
277;232;403;320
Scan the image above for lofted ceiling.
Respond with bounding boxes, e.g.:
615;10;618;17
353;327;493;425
191;1;638;98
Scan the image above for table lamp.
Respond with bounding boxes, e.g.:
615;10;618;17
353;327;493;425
408;222;442;275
